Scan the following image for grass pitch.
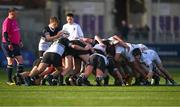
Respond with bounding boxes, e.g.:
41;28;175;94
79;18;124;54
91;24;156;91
0;68;180;106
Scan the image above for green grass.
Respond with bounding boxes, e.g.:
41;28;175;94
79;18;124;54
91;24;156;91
0;68;180;106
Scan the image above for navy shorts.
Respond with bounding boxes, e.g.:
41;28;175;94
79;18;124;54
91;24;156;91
1;43;22;58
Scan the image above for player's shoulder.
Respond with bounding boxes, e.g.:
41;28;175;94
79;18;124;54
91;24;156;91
42;26;50;32
43;26;49;30
63;23;68;26
3;17;12;24
144;49;156;53
72;22;81;27
62;23;71;29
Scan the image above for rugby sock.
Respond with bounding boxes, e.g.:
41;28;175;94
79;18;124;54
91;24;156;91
165;78;170;85
153;75;160;85
114;79;124;86
46;74;53;86
7;65;13;82
79;73;86;79
133;78;141;85
65;76;71;85
104;75;109;86
24;76;35;86
77;73;88;86
17;64;24;73
96;76;104;86
169;79;177;85
59;74;64;85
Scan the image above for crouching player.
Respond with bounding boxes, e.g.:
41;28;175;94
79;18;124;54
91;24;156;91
76;41;109;86
13;36;68;86
13;58;55;85
14;36;90;86
132;48;177;85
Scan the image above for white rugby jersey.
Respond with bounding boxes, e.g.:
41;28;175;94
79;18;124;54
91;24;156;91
140;49;162;66
92;44;108;65
44;40;65;56
93;44;106;53
38;26;61;51
38;38;51;51
135;44;148;51
115;43;149;62
62;23;84;40
107;37;119;45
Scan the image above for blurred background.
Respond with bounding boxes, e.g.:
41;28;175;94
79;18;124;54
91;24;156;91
0;0;180;67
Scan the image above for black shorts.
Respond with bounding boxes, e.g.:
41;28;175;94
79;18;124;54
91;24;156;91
38;51;45;58
1;43;22;58
106;56;117;73
41;52;62;67
33;58;42;67
66;48;90;57
87;54;106;71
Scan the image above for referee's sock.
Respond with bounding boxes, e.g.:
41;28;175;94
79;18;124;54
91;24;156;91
7;65;13;82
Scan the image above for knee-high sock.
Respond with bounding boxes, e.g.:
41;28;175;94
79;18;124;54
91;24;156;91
17;64;24;73
7;65;13;82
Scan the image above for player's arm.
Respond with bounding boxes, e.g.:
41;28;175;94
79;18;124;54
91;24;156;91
4;32;10;44
3;19;14;49
3;19;11;44
45;31;64;42
132;61;147;78
77;25;84;38
94;35;105;45
70;43;90;51
4;32;13;50
112;35;129;49
146;63;154;80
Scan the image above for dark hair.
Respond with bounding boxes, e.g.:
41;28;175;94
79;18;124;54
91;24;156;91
66;13;74;17
8;8;17;13
132;48;142;56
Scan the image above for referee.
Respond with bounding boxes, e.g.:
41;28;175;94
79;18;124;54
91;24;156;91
1;8;24;85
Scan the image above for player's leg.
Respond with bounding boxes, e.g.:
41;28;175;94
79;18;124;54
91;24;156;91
76;65;94;86
15;55;24;74
95;56;107;86
114;53;126;78
61;55;73;76
44;53;63;86
46;66;63;86
13;44;24;74
78;54;90;64
95;68;105;86
157;63;177;85
1;43;15;85
6;57;14;84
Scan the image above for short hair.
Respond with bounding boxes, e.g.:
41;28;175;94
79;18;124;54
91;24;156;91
66;13;74;17
49;16;59;24
132;48;142;56
8;8;17;13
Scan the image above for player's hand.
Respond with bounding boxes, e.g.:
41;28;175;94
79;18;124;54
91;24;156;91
8;44;14;51
61;30;70;37
19;42;23;48
57;31;64;37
